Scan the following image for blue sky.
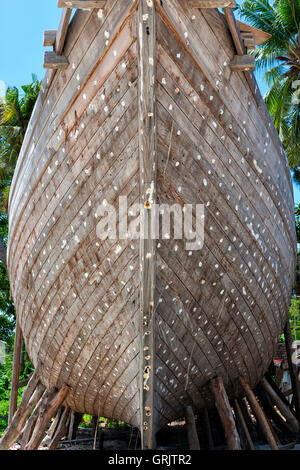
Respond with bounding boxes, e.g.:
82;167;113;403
0;1;299;204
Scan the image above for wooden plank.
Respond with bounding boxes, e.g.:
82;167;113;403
189;0;235;7
185;406;200;450
138;0;157;450
44;51;69;69
43;30;57;47
229;55;255;71
58;0;107;7
237;19;272;46
239;376;278;450
209;376;241;450
8;321;22;424
224;7;244;56
56;8;72;55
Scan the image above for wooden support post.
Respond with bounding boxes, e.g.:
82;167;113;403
0;367;44;450
260;377;299;434
238;397;258;442
68;411;82;441
48;407;71;450
8;321;22;424
209;377;241;450
185;406;200;450
239;376;278;450
284;322;300;426
138;0;157;450
265;371;296;414
25;384;69;450
234;399;255;450
47;407;64;439
275;364;285;388
203;408;214;450
55;8;72;55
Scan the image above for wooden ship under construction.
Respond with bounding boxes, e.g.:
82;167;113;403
1;0;300;451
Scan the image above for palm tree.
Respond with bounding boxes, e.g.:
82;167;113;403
0;75;41;268
0;75;41;213
238;0;300;169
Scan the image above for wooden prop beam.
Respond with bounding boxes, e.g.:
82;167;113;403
25;384;69;450
284;322;300;426
43;30;57;47
203;408;214;449
260;377;299;434
48;407;71;450
138;0;158;450
234;399;255;450
0;367;45;450
47;407;64;439
44;51;69;69
209;377;241;450
58;0;107;7
239;376;278;450
185;406;200;450
20;390;47;449
8;321;22;424
188;0;235;7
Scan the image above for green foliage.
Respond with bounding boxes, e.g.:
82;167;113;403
288;296;300;341
239;0;300;167
295;204;300;243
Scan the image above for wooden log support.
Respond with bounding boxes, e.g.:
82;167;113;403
44;51;69;70
203;408;214;450
48;407;71;450
185;406;200;450
58;0;107;7
8;321;22;424
229;55;256;72
209;377;241;450
25;384;69;450
138;0;158;451
0;366;45;450
43;30;57;47
239;376;278;450
234;399;255;450
68;411;82;441
20;391;48;449
284;322;300;427
260;377;299;434
188;0;236;7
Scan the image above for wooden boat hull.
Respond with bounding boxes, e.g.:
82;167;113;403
7;0;296;444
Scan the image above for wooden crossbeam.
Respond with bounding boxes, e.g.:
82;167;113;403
188;0;236;7
241;32;256;50
43;30;57;47
229;55;255;71
58;0;107;8
44;51;69;69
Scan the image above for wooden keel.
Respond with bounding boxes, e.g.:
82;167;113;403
185;406;200;450
138;0;158;450
239;376;278;450
25;384;69;450
8;321;22;424
209;377;241;450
